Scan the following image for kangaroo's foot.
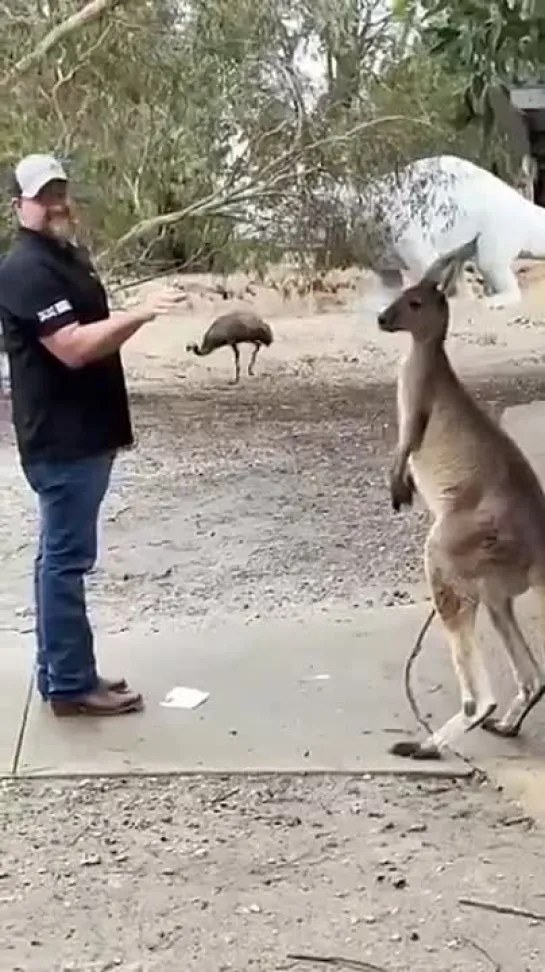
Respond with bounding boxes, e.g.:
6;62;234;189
482;682;545;738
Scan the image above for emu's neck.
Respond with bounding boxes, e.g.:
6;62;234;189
192;345;211;357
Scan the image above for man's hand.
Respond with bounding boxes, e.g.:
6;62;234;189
135;287;187;322
41;287;187;368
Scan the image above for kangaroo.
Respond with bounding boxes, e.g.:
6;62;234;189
378;241;545;760
359;154;545;310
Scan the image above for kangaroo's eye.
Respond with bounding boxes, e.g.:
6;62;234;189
409;297;421;310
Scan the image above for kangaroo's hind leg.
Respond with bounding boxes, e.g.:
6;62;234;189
482;592;545;738
391;528;496;761
476;233;522;309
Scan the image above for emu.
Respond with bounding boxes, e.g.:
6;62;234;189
186;311;273;384
378;241;545;760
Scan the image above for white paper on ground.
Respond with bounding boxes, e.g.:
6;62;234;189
160;686;210;709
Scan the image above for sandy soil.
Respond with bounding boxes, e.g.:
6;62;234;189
2;775;545;971
3;264;545;968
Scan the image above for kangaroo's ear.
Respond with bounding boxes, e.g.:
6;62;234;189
420;236;480;293
421;253;456;292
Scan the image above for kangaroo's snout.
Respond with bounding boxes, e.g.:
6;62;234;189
378;308;396;332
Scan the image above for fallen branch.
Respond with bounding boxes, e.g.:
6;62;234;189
403;606;436;735
287;954;387;971
0;0;127;90
461;936;501;971
459;896;545;923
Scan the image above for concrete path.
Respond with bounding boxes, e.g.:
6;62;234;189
0;631;32;775
8;603;468;777
3;401;545;803
5;594;545;781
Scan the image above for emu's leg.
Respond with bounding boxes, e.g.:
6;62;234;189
391;530;495;761
481;596;545;738
232;344;240;384
248;343;260;376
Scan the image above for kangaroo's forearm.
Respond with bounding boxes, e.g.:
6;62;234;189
394;408;428;476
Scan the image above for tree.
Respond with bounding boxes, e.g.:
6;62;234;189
0;0;490;278
393;0;545;150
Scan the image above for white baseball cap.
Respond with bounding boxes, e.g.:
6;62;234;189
14;153;68;199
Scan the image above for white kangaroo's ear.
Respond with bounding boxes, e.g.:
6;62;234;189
421;236;480;293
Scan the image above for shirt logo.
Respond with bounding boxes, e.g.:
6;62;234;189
37;299;72;323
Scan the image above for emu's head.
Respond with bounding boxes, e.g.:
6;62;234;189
186;342;199;353
378;278;449;344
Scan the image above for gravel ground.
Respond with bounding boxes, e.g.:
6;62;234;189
1;774;544;971
3;286;545;968
5;366;545;634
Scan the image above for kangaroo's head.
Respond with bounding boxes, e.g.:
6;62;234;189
378;278;449;344
377;237;479;345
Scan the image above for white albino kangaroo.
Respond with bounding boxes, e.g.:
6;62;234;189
359;154;545;310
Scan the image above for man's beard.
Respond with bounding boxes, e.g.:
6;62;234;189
46;210;78;244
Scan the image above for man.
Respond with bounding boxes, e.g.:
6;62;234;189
0;153;182;716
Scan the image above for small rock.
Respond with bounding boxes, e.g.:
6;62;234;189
80;854;101;867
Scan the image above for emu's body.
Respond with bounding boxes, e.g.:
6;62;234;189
186;311;273;383
378;249;545;759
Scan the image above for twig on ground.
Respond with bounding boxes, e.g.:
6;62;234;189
459;896;545;922
461;936;501;971
207;787;240;807
287;954;387;971
403;606;436;734
396;608;485;777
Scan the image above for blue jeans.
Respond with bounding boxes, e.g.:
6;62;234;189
22;452;115;700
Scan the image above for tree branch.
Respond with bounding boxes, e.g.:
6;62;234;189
100;114;430;260
0;0;127;89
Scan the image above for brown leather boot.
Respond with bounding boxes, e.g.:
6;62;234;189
50;687;144;717
39;676;129;702
98;676;129;693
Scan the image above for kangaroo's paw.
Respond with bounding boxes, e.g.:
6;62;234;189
464;701;496;733
389;739;442;761
482;684;545;738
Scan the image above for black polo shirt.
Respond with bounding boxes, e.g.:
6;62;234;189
0;228;133;464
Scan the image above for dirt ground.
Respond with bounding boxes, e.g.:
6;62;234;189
2;774;545;971
3;264;545;968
